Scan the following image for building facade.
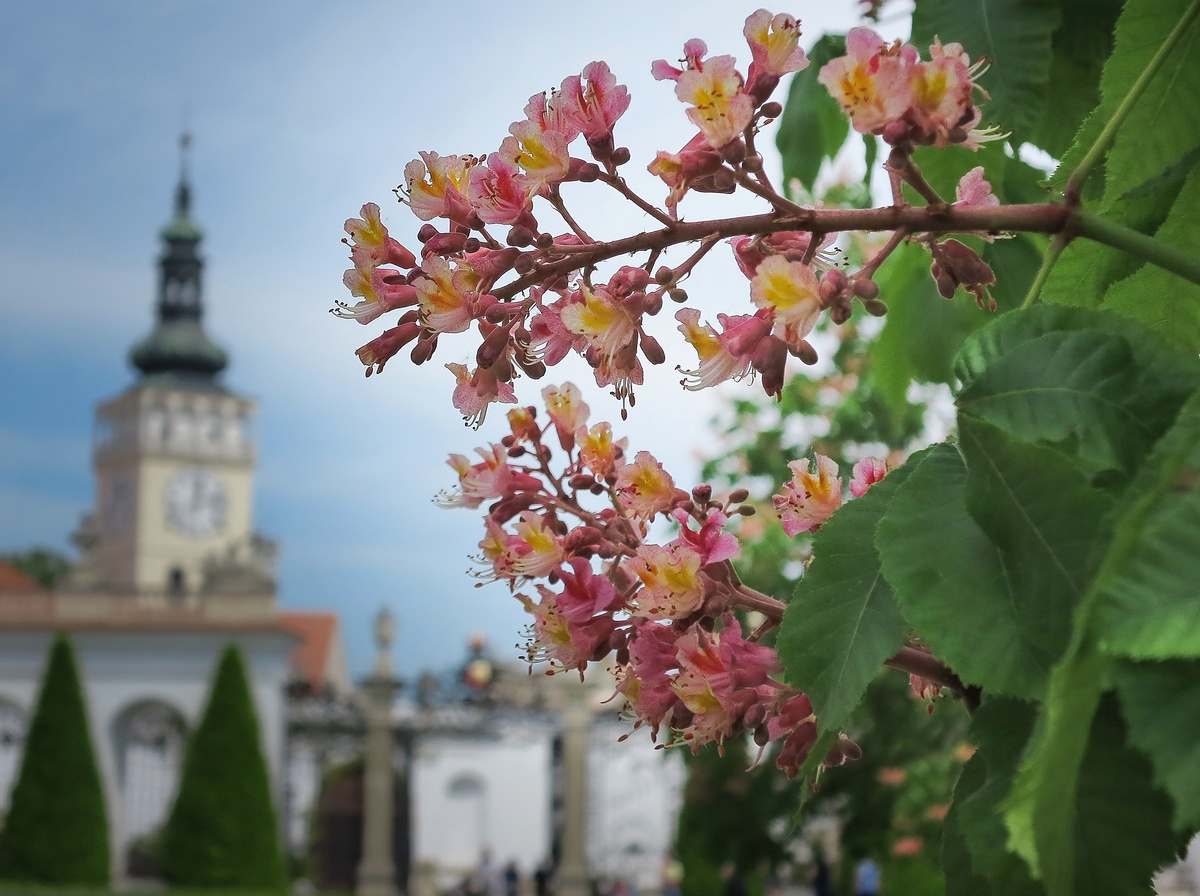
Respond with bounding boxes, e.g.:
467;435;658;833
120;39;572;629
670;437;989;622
0;144;682;894
0;144;339;884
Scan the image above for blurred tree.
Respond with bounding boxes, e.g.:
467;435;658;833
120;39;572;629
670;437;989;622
0;547;71;589
160;644;286;891
0;634;109;885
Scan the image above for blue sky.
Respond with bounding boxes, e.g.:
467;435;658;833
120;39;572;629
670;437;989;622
0;1;884;679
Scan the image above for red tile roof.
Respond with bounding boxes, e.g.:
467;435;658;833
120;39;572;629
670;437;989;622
277;611;338;692
0;561;41;593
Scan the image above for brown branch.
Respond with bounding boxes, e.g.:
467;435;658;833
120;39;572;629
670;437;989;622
498;202;1071;301
597;172;678;228
884;646;981;712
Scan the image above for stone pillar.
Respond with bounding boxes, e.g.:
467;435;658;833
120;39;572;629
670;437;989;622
358;609;402;896
556;684;591;896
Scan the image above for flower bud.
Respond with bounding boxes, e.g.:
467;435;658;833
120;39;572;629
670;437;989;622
610;147;631;166
819;269;848;304
709;167;736;191
417;223;438;243
852;278;880;300
655;266;675;285
640;333;666;365
760;101;783;119
424;231;468;255
794;339;819;366
864;299;889;317
410;336;438;365
669;288;688;303
513;253;537;275
721;139;747;165
507;226;535;247
586;133;614;162
743;702;769;731
692;484;713;504
477;326;513;370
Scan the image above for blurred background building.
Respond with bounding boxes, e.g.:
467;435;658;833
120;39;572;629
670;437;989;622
0;152;681;891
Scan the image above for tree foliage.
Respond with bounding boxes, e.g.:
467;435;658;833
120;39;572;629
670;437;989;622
764;0;1200;891
160;644;286;892
0;547;71;590
0;634;109;886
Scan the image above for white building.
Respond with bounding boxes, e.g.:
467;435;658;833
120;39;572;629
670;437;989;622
0;147;345;885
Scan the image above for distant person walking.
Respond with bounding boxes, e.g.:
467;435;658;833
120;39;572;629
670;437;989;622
504;861;520;896
854;857;881;896
661;852;683;896
811;852;832;896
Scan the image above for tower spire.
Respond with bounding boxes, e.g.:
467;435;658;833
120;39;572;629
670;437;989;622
129;134;228;383
176;130;192;217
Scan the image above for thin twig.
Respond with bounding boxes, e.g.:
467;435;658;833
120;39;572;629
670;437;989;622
597;172;678;228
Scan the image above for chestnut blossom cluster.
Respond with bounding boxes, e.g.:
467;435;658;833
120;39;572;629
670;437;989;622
336;10;1002;429
334;11;1003;428
438;383;886;775
819;27;996;148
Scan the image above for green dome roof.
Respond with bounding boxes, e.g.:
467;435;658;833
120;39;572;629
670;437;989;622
160;210;203;242
130;319;228;379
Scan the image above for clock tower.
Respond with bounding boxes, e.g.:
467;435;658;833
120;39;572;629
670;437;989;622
73;135;273;613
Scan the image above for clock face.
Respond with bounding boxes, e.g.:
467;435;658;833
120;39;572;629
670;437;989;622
165;468;227;537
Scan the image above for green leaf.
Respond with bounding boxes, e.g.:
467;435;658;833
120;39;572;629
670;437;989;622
1114;659;1200;831
776;34;851;191
959;417;1115;657
868;242;993;410
1071;696;1188;894
956;328;1186;476
1003;683;1188;896
1000;389;1200;892
910;0;1062;139
942;763;999;896
955;305;1200;400
776;454;918;738
1031;57;1103;161
1041;172;1184;309
1002;647;1107;894
1031;0;1122;158
1101;166;1200;352
1102;0;1200;201
951;698;1042;895
878;444;1054;699
1091;388;1200;658
1007;687;1186;896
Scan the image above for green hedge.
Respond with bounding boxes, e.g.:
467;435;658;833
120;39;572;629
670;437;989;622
0;634;110;885
159;644;286;891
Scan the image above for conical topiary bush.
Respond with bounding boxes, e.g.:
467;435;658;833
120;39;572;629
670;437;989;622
159;643;286;890
0;633;110;885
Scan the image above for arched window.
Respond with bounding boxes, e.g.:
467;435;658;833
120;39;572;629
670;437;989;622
0;699;27;817
115;701;186;845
